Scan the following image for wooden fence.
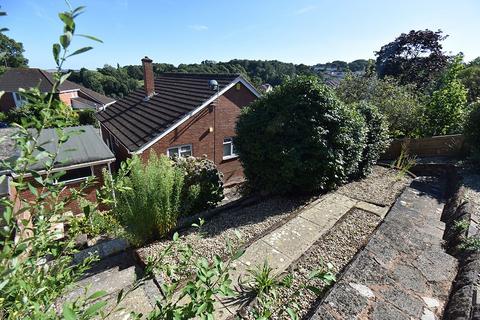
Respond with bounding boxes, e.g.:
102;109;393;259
380;134;467;160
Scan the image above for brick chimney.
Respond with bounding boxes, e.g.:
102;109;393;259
142;56;155;99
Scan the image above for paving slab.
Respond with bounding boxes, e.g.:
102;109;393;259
310;177;458;320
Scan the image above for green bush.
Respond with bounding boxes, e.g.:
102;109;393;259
77;108;97;126
114;152;184;246
235;76;367;194
173;156;224;215
336;74;425;138
354;102;391;177
464;101;480;162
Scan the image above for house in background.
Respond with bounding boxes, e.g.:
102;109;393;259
96;57;260;185
0;125;115;214
0;68;116;113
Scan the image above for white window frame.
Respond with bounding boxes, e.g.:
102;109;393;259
223;137;238;160
167;144;192;158
13;92;27;108
54;166;94;185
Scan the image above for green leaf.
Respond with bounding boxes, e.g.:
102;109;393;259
77;34;103;43
58;13;74;29
232;248;245;260
67;46;93;58
62;305;77;320
87;290;107;301
53;43;61;66
84;301;107;317
60;31;72;49
286;307;298;320
173;232;179;241
59;72;72;85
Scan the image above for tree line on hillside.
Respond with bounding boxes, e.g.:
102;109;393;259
2;29;480;109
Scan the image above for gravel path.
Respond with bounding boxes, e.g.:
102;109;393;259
240;208;382;319
337;166;411;206
137;197;308;270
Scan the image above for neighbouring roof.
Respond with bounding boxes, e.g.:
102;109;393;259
0;125;115;174
96;73;257;153
0;68;115;106
72;96;101;109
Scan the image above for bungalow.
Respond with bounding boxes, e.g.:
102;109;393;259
96;57;260;185
0;68;116;113
0;125;115;213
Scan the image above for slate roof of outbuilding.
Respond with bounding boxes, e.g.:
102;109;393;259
0;126;115;173
95;73;242;152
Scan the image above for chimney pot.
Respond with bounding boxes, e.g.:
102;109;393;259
142;56;155;99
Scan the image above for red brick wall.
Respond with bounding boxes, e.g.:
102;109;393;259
141;83;257;185
58;91;79;106
0;92;16;113
17;163;109;215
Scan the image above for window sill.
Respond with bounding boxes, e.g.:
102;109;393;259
222;155;239;161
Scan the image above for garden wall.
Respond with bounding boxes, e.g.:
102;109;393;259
381;134;466;160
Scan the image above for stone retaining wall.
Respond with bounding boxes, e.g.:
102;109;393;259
442;174;480;320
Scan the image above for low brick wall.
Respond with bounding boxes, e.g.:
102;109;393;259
381;134;466;160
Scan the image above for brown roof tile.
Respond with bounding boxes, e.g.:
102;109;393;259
96;73;241;152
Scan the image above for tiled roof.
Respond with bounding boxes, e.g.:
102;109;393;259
96;73;241;152
0;68;115;106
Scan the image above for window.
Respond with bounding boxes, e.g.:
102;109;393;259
56;166;94;184
223;137;237;159
13;92;27;108
167;144;192;158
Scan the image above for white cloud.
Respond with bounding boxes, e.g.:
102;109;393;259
188;25;209;31
294;5;317;15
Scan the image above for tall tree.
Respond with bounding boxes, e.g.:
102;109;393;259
375;29;449;89
0;33;28;68
424;55;468;136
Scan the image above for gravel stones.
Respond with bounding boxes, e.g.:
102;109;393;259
337;166;411;206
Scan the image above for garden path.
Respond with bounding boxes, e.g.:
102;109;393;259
212;192;389;319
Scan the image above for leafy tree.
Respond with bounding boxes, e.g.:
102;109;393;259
423;55;468;136
336;74;425;138
464;101;480;162
459;61;480;103
348;59;370;72
0;33;28;68
375;29;449;89
235;76;367;194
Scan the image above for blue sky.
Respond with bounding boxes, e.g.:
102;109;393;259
2;0;480;69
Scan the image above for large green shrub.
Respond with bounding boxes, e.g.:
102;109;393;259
114;152;184;246
336;74;425;138
173;156;224;215
464;101;480;162
354;102;391;177
235;76;367;194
